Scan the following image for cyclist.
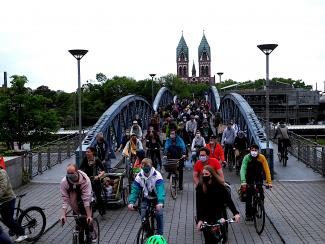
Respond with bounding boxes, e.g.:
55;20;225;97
164;129;186;190
186;112;197;142
60;164;95;242
94;132;111;172
122;133;144;159
196;165;240;244
130;120;143;139
191;131;206;164
234;131;249;172
116;128;131;152
128;158;165;235
273;121;291;160
221;121;236;168
133;149;146;174
206;135;225;164
240;144;272;221
0;167;27;243
193;147;224;188
80;147;106;215
199;120;213;143
145;126;163;170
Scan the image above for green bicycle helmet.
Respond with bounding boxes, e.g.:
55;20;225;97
145;235;168;244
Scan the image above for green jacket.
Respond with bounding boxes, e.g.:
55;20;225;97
0;169;15;204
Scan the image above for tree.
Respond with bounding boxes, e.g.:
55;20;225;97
0;75;60;149
96;73;107;83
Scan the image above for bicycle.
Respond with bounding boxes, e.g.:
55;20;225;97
134;201;157;244
199;218;236;244
248;184;267;235
146;147;160;170
65;215;100;244
278;140;288;167
234;149;247;175
124;154;136;193
224;144;235;172
0;193;46;242
163;158;180;199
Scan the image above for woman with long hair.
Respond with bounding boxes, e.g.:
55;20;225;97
196;165;240;244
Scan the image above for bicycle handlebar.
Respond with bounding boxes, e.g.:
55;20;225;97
200;217;235;230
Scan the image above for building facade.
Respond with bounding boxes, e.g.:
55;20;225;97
220;82;320;125
176;33;215;84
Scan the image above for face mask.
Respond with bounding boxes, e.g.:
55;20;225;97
196;134;200;138
66;173;78;182
142;166;151;174
202;176;211;183
199;156;207;162
170;134;176;139
126;133;130;136
250;151;258;157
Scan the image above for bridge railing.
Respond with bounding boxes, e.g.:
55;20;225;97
26;133;83;178
270;125;325;176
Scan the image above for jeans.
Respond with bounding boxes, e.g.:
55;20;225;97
0;198;24;236
140;198;163;235
0;226;12;244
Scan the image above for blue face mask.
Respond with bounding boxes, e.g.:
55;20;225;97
66;173;78;182
142;166;151;174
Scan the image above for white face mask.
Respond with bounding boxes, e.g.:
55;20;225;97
250;151;258;157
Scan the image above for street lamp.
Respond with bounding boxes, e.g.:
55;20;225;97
257;44;278;165
149;73;156;104
217;72;224;83
69;49;88;165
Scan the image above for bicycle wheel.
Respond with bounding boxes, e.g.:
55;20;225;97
228;152;233;172
283;147;288;167
136;223;148;244
170;174;177;199
253;200;265;235
91;218;100;244
18;206;46;241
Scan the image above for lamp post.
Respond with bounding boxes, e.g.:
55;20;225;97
149;73;156;104
69;49;88;165
217;72;223;83
257;44;278;165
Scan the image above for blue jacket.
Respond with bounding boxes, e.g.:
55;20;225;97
164;136;186;159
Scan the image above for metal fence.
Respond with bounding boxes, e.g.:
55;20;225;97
25;134;82;178
270;124;325;176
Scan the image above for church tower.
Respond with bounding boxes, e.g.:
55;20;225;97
198;33;211;83
176;33;189;78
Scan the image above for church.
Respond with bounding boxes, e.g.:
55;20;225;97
176;32;215;84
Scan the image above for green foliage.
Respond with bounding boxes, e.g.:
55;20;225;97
0;75;60;149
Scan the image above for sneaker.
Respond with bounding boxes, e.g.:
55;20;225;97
90;231;97;243
15;235;28;242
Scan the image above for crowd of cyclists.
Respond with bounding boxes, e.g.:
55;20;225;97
55;96;294;244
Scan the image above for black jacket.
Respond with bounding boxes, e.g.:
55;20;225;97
196;181;238;223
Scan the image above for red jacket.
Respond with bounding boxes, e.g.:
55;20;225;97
206;143;225;162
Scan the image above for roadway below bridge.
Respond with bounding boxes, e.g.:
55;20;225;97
5;149;325;244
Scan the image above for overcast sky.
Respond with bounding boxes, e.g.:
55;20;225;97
0;0;324;93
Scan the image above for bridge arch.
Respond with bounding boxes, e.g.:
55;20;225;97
76;95;153;164
152;87;174;112
208;86;221;113
220;93;269;149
